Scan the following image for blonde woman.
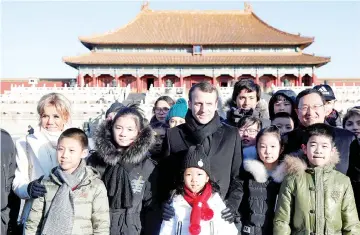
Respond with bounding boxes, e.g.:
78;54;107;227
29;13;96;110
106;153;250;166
12;93;71;226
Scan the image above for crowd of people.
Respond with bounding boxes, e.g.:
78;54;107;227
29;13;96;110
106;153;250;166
1;78;360;235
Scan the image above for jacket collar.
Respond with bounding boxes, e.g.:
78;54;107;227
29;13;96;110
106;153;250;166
284;149;340;176
93;120;155;166
243;159;286;183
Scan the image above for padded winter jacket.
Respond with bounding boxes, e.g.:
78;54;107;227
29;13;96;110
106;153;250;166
273;151;360;235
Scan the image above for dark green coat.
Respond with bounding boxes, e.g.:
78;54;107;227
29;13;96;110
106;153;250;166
273;151;360;235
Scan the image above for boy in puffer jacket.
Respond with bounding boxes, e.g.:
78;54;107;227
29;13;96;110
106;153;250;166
274;123;360;235
25;128;109;235
159;145;238;235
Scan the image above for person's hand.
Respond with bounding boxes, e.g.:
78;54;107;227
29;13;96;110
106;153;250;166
162;200;175;221
221;202;236;223
27;176;47;198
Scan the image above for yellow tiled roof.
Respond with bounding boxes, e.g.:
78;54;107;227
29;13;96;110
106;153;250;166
63;52;330;67
79;9;314;47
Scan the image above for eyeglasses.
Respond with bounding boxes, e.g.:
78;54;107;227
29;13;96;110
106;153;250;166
297;104;324;113
239;128;259;135
154;107;170;113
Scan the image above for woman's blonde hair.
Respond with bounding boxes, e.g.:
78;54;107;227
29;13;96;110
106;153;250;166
37;92;71;123
343;106;360;128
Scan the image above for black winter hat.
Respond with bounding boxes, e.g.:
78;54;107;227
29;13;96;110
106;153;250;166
313;84;336;101
272;89;297;103
183;145;211;176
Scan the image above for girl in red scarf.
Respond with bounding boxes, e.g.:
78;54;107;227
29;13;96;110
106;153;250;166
159;145;238;235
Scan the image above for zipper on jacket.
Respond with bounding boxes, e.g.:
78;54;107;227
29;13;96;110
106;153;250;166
176;221;182;235
210;221;214;235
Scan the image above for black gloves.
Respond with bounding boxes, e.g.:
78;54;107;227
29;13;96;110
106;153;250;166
162;200;175;221
27;176;47;198
221;202;236;223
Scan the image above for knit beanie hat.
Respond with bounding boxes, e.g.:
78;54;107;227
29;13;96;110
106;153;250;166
166;98;188;121
106;102;125;118
184;145;211;176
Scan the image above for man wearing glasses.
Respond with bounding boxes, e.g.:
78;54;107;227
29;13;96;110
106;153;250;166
283;88;360;217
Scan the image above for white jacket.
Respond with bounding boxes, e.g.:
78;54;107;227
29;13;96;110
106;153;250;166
12;131;58;223
159;192;238;235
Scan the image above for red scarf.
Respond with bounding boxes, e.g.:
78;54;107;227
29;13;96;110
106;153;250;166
183;183;214;235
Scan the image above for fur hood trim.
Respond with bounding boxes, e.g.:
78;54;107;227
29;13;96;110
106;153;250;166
93;120;155;166
284;149;340;175
243;159;287;183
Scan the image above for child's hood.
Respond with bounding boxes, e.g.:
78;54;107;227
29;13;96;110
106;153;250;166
284;149;340;176
243;159;287;183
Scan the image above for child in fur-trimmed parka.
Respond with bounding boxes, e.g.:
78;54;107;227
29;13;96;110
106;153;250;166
159;145;238;235
87;105;160;235
274;123;360;235
236;125;286;235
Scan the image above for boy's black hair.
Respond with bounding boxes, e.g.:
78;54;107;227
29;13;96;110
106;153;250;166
237;115;262;130
295;89;326;109
58;128;88;149
255;125;283;148
231;79;261;103
303;123;335;146
271;112;295;122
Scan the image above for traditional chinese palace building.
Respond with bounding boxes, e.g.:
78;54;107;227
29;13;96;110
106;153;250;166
63;3;330;93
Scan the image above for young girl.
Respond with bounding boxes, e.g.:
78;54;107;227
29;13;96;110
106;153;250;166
159;145;238;235
236;125;286;235
87;105;159;235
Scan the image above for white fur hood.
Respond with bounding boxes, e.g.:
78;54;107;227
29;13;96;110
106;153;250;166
243;159;287;183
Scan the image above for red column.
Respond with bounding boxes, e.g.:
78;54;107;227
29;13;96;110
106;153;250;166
180;75;184;87
298;74;302;86
276;74;281;86
212;76;217;86
114;75;119;87
312;73;317;85
77;74;82;86
92;74;97;87
136;76;141;93
158;76;162;87
255;74;259;84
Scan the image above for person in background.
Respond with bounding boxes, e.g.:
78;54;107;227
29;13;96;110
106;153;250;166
105;102;125;121
343;106;360;140
274;123;360;234
271;112;295;136
1;129;20;235
313;84;342;128
236;126;286;235
25;128;109;235
237;116;262;161
150;122;169;163
13;93;72;227
159;145;238;235
150;96;175;127
268;89;298;128
166;98;188;128
224;79;270;127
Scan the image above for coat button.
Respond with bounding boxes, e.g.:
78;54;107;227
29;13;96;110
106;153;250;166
310;233;316;235
309;187;315;191
310;209;315;214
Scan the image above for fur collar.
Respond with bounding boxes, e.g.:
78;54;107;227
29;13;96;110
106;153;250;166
243;159;286;183
284;149;340;176
223;98;268;117
93;120;155;166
